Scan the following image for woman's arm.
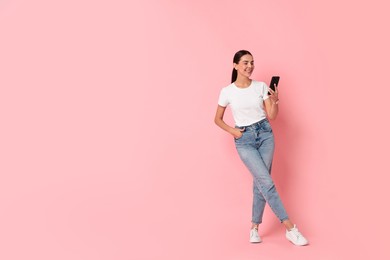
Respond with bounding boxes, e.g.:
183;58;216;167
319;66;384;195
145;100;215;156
264;85;279;120
214;105;244;139
264;98;279;120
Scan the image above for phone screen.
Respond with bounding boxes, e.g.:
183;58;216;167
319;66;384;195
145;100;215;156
268;76;280;95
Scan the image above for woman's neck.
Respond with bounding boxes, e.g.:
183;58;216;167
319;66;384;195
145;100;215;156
234;76;252;88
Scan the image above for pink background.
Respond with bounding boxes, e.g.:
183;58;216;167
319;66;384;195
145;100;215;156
1;0;389;259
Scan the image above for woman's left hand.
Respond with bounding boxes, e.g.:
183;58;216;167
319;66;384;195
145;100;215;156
268;84;279;104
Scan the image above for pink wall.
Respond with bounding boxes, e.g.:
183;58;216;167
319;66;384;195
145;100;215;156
1;0;389;259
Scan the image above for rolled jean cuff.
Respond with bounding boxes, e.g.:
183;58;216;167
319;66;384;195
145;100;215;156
279;216;289;223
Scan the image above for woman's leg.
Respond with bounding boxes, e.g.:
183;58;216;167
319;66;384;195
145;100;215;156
252;182;266;227
236;133;289;223
252;181;266;228
251;151;273;228
250;155;295;230
256;127;296;230
238;122;308;245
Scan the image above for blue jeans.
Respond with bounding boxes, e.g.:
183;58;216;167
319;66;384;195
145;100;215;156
234;119;289;224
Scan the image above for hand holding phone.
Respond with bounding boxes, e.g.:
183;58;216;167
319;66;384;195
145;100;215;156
268;76;280;95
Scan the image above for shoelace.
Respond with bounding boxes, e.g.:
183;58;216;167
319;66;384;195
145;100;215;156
251;228;259;238
289;228;303;240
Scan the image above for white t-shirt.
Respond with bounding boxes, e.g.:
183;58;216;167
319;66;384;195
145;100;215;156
218;80;270;127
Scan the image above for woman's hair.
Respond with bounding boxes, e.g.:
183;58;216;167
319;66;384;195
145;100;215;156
231;50;252;83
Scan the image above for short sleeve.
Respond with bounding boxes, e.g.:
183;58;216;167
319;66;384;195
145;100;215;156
262;82;270;100
218;88;229;107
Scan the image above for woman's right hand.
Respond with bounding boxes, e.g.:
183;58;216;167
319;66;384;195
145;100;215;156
231;127;245;139
214;105;245;139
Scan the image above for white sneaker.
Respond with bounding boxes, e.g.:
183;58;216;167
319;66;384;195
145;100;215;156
286;225;308;246
249;228;262;243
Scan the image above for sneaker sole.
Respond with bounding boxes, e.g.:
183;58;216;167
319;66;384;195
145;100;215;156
286;236;308;246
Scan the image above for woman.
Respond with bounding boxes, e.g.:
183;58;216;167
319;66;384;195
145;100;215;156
214;50;308;246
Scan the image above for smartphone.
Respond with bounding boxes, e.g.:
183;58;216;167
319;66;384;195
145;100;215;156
268;76;280;95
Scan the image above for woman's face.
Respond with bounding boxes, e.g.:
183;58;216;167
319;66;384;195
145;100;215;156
234;54;254;78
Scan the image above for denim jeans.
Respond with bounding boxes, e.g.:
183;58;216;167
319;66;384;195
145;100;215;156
234;119;289;224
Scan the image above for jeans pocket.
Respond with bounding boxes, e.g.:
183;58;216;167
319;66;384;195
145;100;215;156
234;127;246;141
234;129;249;143
234;135;243;141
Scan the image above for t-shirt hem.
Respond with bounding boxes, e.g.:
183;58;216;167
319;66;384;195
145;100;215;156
235;117;268;127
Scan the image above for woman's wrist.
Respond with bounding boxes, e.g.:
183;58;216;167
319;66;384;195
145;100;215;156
228;127;236;135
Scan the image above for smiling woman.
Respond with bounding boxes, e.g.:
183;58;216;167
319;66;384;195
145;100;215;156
214;50;308;246
231;50;255;83
1;0;388;258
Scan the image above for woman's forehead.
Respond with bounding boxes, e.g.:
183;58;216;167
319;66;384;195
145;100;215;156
240;55;254;62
